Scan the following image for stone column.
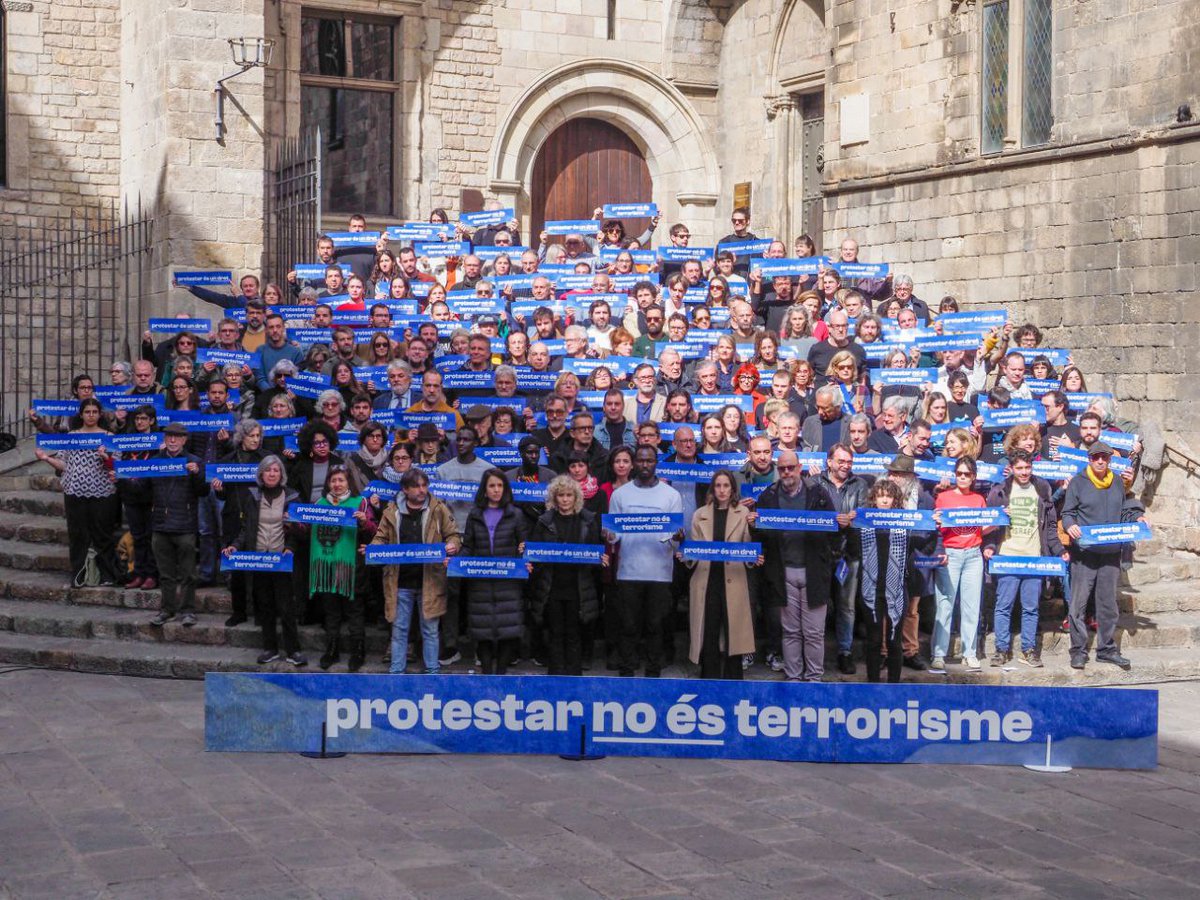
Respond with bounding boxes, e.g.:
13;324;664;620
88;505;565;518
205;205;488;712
764;95;797;245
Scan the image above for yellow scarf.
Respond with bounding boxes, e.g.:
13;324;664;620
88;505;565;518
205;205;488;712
1086;466;1113;490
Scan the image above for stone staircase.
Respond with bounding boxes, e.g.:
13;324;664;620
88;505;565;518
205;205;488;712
0;464;1198;685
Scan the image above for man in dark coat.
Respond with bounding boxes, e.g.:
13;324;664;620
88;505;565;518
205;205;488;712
753;449;838;682
148;423;209;627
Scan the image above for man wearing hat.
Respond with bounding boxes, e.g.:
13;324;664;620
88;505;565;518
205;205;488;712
459;404;496;448
1061;441;1147;670
413;422;452;466
885;453;938;670
148;423;210;627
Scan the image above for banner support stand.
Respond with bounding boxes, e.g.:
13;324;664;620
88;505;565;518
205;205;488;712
560;724;605;762
1023;734;1071;774
300;718;346;760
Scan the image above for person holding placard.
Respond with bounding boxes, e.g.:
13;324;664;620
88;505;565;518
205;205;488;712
930;457;988;672
34;398;122;589
461;470;529;675
683;470;760;679
857;478;909;683
116;404;161;591
221;456;305;667
529;476;607;676
1061;442;1147;670
371;468;460;675
983;448;1066;668
310;465;376;672
148;423;209;627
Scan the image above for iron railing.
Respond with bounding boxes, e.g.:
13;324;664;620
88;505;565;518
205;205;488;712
264;127;322;284
0;199;154;442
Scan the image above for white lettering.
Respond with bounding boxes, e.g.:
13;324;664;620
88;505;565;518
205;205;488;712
442;699;471;730
1002;711;1034;742
326;698;357;738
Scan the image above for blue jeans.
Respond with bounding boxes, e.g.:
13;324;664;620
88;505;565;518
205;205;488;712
932;547;984;660
391;587;440;674
833;559;860;655
197;491;224;582
993;574;1042;653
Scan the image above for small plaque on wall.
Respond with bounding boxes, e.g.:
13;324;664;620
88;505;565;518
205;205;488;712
733;182;752;213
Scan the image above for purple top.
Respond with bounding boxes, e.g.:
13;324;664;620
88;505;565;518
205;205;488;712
483;506;503;548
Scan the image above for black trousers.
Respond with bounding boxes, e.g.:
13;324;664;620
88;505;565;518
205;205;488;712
478;638;517;675
229;571;251;619
254;571;299;655
618;580;670;677
123;501;157;579
319;591;365;643
858;597;904;684
699;578;743;680
65;494;120;583
544;591;583;676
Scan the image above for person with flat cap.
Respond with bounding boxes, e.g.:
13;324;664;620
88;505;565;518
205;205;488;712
148;422;209;627
1061;441;1148;671
413;421;452;466
461;404;496;447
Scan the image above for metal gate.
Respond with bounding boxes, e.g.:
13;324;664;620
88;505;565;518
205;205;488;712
265;127;322;284
0;200;154;442
799;91;825;252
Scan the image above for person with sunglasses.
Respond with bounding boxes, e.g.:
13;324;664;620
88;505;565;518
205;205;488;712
930;457;988;672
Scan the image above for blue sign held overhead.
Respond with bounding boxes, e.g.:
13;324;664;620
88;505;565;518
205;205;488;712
832;262;890;280
204;673;1158;769
602;203;658;219
460;207;515;228
326;231;380;248
543;219;600;235
754;257;823;278
149;318;211;334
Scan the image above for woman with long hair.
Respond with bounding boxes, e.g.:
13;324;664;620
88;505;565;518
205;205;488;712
165;375;199;411
462;470;529;675
685;469;758;679
931;457;987;672
713;334;739;391
857;478;909;683
699;414;732;454
719;402;751;451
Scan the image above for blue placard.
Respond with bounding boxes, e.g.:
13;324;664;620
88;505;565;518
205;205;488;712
914;457;957;482
939;507;1011;528
174;269;232;287
474;245;528;262
981;404;1046;430
197;348;253;367
293;263;352;281
361;481;400;502
681;542;762;563
716;238;775;256
608;273;643;291
656;462;712;483
114;458;189;479
875;367;937;386
1065;391;1113;413
974;461;1007;483
206;463;259;483
326;231;380;247
914;555;945;570
285;376;331;400
287;503;356;527
989;556;1067;577
394;412;456;431
493;274;539;291
105;393;166;412
385;223;454;240
32;400;82;417
602;513;683;534
862;341;903;361
882;325;938;345
287;327;334;344
331;310;370;328
441;371;496;390
460;207;515;227
602;203;658;218
543;219;599;235
220;551;293;573
753;509;840;531
415;241;471;260
455;397;525;415
365;544;448;565
104;433;163;452
832;262;890;279
691;394;752;414
850;453;892;475
524;542;605;565
753;257;823;278
35;433;105;451
514;369;560;391
447;557;528;579
149;318;211;334
597;247;658;266
657;246;715;263
855;508;938;531
427;480;481;502
1033;459;1086;480
938;310;1008;333
1032;348;1072;367
157;411;235;432
474;446;525;468
1025;378;1058;396
1099;430;1138;453
914;333;984;353
446;297;505;318
1075;521;1152;548
509;482;549;503
739;481;773;500
204;673;1157;769
258;417;306;437
696;452;748;467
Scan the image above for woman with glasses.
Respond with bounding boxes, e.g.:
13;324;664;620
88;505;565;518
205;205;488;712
161;333;200;386
584;365;614;393
314;389;347;431
364;331;395;368
165;375;199;411
931;456;987;672
706;276;731;309
825;351;866;415
109;361;132;386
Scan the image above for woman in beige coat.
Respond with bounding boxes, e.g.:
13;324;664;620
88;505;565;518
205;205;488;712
370;468;461;674
685;469;761;679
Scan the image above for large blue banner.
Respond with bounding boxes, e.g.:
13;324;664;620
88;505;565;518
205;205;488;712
204;674;1157;769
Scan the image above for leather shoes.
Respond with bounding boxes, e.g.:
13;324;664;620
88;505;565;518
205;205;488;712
1097;652;1131;670
140;578;157;590
125;577;144;590
1070;655;1087;670
837;653;856;675
903;654;929;671
224;615;247;627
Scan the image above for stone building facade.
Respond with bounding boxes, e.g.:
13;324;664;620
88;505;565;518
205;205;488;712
0;0;1197;540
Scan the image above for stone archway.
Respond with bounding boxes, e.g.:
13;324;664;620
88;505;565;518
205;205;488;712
489;59;720;243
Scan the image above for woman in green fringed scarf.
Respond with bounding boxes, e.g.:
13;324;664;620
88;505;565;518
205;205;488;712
311;465;376;672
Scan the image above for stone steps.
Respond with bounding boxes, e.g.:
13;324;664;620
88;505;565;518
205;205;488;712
0;513;69;545
0;490;65;518
0;569;235;615
0;537;71;573
0;597;390;654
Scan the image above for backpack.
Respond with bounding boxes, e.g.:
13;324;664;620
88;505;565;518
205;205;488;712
73;548;101;588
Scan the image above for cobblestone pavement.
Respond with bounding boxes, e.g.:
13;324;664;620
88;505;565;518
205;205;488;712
1;669;1198;900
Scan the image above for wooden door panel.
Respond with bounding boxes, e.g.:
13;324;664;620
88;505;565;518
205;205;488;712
531;118;653;242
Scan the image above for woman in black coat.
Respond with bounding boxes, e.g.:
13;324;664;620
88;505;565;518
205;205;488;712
461;469;529;675
213;418;267;626
529;475;608;676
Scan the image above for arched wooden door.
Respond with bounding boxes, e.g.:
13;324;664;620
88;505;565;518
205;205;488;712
531;118;654;242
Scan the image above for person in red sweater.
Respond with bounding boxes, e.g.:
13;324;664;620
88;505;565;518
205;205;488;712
930;457;987;672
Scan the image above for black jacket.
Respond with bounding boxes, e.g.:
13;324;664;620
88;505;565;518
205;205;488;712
816;472;872;561
149;450;209;533
225;486;301;552
288;451;350;504
461;504;529;642
528;508;602;626
982;475;1065;559
753;478;838;608
214;447;268;538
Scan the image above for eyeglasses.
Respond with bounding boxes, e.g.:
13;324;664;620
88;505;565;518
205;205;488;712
732;218;748;225
572;425;594;432
955;471;973;478
311;438;329;446
778;464;799;472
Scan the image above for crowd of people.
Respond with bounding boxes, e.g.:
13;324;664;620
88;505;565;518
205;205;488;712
28;203;1151;681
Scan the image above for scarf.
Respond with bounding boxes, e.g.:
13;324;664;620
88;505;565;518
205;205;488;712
1086;467;1114;490
310;494;360;598
859;527;908;639
575;474;599;499
381;465;404;484
357;444;389;473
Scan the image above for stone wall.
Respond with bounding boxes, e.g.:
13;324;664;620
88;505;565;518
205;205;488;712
0;0;123;221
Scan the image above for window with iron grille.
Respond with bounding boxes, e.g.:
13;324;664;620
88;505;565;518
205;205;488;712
1022;0;1053;146
981;0;1009;154
299;12;398;218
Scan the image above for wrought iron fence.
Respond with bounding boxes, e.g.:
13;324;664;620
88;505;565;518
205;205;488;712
0;199;154;442
264;127;322;284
